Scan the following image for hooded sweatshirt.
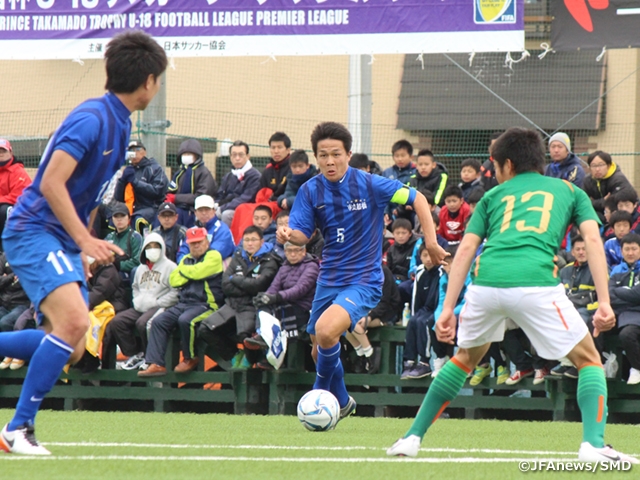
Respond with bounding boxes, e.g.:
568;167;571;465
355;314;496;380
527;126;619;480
132;232;179;313
168;139;218;209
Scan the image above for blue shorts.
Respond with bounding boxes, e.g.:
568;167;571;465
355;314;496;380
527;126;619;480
3;228;87;317
307;284;381;335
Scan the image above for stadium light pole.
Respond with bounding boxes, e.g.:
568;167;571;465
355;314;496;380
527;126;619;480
141;73;169;168
348;55;372;156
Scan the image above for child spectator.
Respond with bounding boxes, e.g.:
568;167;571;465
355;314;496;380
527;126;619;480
408;212;449;278
408;149;449;206
152;202;187;263
400;243;441;379
387;218;418;284
101;233;179;371
349;153;371;172
215;140;261;226
466;188;485;215
602;196;617;241
604;210;632;269
458;158;484;203
105;202;142;278
345;263;402;374
437;186;471;245
609;233;640;385
383;140;416;183
616;189;640;232
431;246;471;377
278;150;317;210
273;210;290;259
253;205;277;245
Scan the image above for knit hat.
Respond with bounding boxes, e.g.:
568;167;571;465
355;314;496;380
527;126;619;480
548;132;571;152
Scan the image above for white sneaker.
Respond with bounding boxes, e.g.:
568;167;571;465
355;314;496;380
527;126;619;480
0;357;12;370
121;353;145;371
9;359;25;371
0;423;51;455
578;442;639;464
431;356;449;378
387;434;421;457
627;368;640;385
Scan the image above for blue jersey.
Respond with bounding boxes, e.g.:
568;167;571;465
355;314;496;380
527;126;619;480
7;93;131;251
289;167;414;288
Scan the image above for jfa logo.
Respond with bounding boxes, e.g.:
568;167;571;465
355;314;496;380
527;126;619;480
474;0;516;24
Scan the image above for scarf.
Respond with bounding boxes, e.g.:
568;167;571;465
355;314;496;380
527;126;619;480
232;160;253;181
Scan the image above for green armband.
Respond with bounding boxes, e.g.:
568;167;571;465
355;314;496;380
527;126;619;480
390;186;411;205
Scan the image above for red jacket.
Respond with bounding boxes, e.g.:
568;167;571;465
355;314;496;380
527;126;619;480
438;201;471;243
0;158;31;205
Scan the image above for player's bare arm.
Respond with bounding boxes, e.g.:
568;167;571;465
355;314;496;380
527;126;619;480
276;225;310;246
435;232;482;344
412;191;449;266
579;218;615;336
40;150;124;263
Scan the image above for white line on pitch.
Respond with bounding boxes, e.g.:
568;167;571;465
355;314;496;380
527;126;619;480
44;442;581;455
617;8;640;15
0;455;573;463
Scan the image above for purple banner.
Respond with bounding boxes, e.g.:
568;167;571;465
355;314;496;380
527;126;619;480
0;0;522;40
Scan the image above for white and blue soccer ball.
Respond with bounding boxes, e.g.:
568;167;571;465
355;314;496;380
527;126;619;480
297;389;340;432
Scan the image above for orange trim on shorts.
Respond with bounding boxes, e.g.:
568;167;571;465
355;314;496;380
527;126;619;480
451;356;472;374
596;395;605;423
578;362;604;371
552;301;569;330
474;255;481;277
432;401;450;424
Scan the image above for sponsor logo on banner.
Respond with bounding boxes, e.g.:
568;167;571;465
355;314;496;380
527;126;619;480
475;0;516;24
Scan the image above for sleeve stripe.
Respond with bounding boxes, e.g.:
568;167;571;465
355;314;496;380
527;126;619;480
434;173;449;204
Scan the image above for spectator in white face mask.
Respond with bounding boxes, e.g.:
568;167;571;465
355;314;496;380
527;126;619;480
166;138;218;227
100;232;179;371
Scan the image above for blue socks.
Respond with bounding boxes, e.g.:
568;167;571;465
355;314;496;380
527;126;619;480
0;330;45;361
314;343;349;408
8;334;73;431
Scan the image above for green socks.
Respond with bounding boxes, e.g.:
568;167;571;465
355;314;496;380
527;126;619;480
405;358;470;439
577;365;607;448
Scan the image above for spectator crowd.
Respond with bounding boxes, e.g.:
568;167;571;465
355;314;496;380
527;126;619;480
0;130;639;388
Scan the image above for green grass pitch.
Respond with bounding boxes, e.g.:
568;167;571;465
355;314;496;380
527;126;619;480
0;409;637;479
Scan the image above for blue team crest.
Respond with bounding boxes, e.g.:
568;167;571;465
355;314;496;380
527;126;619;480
474;0;516;24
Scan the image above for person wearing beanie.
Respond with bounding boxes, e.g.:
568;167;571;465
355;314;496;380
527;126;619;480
544;132;586;189
0;139;32;249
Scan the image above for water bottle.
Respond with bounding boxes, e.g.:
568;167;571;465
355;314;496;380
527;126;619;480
402;302;411;327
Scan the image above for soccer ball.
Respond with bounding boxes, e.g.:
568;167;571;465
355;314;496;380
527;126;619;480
297;389;340;432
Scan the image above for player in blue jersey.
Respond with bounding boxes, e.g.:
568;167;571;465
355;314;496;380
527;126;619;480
0;32;167;455
277;122;448;422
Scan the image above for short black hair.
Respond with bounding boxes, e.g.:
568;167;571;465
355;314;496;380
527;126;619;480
254;205;273;218
229;140;249;155
431;211;440;227
620;233;640;249
604;196;618;212
391;218;412;233
615;189;639;205
587;150;612;166
269;132;291;149
416;149;434;159
392;139;413;156
446;244;459;260
443;185;463;200
289;149;309;165
610;210;633;229
491;127;545;175
418;241;428;255
349;153;370;170
310;122;352;156
243;225;264;239
467;188;485;205
571;235;584;245
460;158;481;173
275;210;290;221
104;31;167;94
422;190;435;206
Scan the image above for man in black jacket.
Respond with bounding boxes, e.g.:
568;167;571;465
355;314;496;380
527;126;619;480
257;132;291;202
115;140;169;234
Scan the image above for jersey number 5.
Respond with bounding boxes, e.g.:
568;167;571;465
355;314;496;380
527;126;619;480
500;191;554;234
336;228;345;243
